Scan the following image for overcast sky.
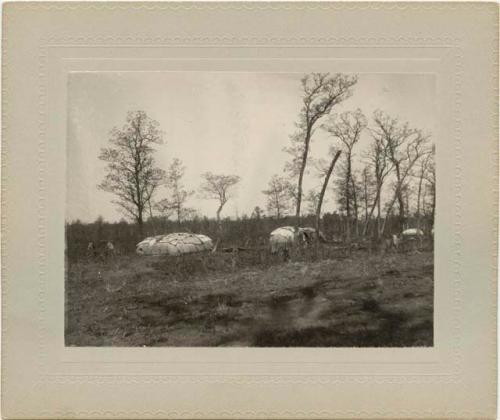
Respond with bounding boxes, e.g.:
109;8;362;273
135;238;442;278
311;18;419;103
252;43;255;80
67;72;436;223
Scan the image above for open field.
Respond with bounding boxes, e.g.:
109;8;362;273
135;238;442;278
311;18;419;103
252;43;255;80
66;245;433;347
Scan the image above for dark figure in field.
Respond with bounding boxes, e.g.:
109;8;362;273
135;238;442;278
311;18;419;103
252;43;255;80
104;241;116;256
300;227;327;244
87;241;96;257
87;240;116;260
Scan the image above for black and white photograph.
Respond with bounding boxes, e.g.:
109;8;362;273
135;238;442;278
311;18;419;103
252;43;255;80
65;71;435;347
3;2;499;417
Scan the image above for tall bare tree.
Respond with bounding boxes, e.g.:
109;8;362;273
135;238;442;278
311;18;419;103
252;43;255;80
413;148;433;230
380;134;430;235
98;111;166;234
372;110;429;232
285;73;358;230
362;130;393;237
324;109;367;240
262;174;293;219
199;172;241;229
314;149;342;236
156;158;195;225
359;166;376;228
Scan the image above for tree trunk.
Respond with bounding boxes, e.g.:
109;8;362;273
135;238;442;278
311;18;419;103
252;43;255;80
380;194;397;236
137;212;144;236
176;203;182;227
212;203;224;253
295;127;312;230
362;183;381;237
376;185;381;238
315;150;342;236
345;159;351;242
363;175;369;227
394;163;405;231
416;174;423;229
216;205;223;231
405;190;410;230
382;155;423;236
275;194;281;220
351;176;359;237
381;181;406;236
422;189;427;218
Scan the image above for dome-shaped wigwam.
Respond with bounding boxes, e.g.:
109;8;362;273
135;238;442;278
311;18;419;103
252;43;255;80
136;233;213;256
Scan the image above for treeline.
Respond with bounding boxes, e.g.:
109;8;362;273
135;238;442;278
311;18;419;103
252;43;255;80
85;72;435;247
66;213;433;262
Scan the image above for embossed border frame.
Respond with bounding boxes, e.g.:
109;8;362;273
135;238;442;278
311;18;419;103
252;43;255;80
2;2;498;419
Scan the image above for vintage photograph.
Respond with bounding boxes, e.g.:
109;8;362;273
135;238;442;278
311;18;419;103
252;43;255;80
65;72;435;347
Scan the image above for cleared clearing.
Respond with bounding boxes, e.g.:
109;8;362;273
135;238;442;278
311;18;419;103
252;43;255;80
65;248;433;347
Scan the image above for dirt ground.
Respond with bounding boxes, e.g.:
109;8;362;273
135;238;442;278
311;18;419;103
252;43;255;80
65;248;433;347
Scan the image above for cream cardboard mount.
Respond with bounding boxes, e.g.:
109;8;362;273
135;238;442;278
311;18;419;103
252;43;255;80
1;2;498;419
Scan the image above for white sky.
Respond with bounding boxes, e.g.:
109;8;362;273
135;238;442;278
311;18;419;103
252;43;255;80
67;72;436;223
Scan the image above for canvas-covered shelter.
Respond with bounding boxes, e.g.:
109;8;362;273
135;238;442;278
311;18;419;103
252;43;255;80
136;233;213;256
269;226;324;254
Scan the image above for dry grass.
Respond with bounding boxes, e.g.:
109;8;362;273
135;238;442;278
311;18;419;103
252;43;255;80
65;247;433;347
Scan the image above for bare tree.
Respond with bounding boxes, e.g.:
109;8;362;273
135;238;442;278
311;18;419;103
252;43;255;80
156;158;195;225
333;159;356;238
380;132;430;235
350;170;362;236
422;145;436;223
372;110;429;232
362;130;393;237
359;166;376;228
314;149;342;236
98;111;166;234
401;182;414;226
199;172;241;229
285;73;358;230
413;148;433;230
262;174;293;219
324;109;367;240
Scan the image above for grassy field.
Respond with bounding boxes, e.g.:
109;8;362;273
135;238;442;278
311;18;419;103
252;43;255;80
65;246;433;347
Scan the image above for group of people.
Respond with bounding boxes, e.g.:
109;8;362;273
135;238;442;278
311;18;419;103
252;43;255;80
86;240;116;259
